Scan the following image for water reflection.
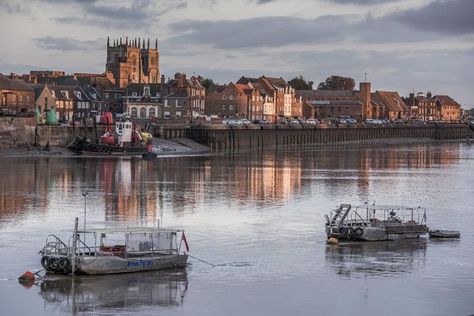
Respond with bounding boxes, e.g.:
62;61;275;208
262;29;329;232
0;143;462;224
38;271;188;314
325;240;427;277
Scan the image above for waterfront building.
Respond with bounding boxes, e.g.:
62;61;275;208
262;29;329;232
237;76;277;122
162;73;206;120
105;37;160;89
433;95;462;122
205;83;249;119
296;82;372;121
47;85;95;122
371;91;409;120
123;83;162;120
0;74;35;115
404;92;438;120
28;84;57;121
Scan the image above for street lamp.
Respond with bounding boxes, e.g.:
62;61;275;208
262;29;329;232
82;192;88;245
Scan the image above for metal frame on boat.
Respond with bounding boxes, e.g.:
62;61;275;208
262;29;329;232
325;204;429;241
39;218;189;275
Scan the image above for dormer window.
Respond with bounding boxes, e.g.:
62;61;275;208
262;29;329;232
74;91;82;99
61;90;68;98
51;90;55;97
132;92;138;97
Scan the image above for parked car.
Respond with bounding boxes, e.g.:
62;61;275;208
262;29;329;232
305;118;320;125
240;118;251;124
345;118;358;125
289;119;300;125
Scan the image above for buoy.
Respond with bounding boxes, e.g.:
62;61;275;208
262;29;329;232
327;237;339;245
18;271;35;281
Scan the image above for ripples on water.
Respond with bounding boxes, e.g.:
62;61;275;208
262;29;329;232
0;142;474;315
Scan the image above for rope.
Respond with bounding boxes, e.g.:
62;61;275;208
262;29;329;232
187;254;216;267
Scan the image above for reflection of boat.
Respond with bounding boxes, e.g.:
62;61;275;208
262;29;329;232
325;240;427;277
429;230;460;238
39;271;188;313
67;120;149;155
325;204;429;241
39;218;189;275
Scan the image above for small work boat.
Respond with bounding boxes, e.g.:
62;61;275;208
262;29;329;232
325;204;429;241
39;218;189;275
429;230;460;238
67;120;150;155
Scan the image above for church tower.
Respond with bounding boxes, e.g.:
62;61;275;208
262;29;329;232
105;36;160;89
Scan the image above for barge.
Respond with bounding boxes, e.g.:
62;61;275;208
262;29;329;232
39;218;189;275
325;204;429;241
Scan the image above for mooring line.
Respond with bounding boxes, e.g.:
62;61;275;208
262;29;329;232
188;254;216;267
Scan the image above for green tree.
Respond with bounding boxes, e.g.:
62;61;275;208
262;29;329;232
201;78;215;90
288;75;314;90
317;75;355;90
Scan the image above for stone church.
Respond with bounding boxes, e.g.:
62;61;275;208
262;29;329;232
105;37;160;89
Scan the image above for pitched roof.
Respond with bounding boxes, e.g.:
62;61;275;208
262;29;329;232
296;89;354;98
433;95;461;107
372;91;408;112
261;76;289;89
125;83;162;96
0;74;34;91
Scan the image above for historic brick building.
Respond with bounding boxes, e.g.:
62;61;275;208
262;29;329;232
434;95;462;122
205;83;249;118
0;74;35;115
105;37;160;89
124;83;162;120
404;92;438;120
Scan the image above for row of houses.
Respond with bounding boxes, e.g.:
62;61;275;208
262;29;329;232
0;72;463;123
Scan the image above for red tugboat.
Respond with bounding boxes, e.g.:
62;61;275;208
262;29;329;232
68;119;149;155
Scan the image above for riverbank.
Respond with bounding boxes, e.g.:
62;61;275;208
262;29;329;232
0;138;210;158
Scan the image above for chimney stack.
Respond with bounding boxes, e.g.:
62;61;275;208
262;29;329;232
427;91;432;99
155;38;158;50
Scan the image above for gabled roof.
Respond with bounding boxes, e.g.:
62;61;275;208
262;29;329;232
207;84;226;93
48;85;88;101
372;91;408;112
28;83;47;99
433;95;461;107
261;76;289;89
0;74;34;91
236;76;258;84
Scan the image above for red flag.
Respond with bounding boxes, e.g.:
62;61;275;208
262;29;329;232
181;232;189;252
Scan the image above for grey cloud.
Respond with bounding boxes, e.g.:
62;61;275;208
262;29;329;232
168;15;350;49
323;0;401;4
0;0;28;13
34;37;103;51
391;0;474;35
46;0;186;29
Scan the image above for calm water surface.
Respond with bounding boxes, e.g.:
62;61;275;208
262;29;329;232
0;142;473;315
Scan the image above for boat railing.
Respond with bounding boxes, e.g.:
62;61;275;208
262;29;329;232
39;234;69;256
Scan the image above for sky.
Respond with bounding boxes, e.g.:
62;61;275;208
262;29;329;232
0;0;473;106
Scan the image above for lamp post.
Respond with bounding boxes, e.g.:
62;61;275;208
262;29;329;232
82;192;88;245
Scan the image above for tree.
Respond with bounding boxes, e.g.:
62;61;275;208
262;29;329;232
288;75;314;90
201;78;215;90
317;75;355;90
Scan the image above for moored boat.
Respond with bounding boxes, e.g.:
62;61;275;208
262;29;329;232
67;120;149;155
429;230;460;238
325;204;429;241
39;218;189;275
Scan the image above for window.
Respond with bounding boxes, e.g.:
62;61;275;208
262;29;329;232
105;93;109;99
149;108;156;118
222;95;227;100
130;107;138;118
143;86;150;97
229;105;234;111
176;111;182;118
132;92;138;97
139;107;147;118
222;105;226;110
164;99;169;107
229;95;234;100
164;111;171;119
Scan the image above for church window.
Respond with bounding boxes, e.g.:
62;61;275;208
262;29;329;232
132;55;137;66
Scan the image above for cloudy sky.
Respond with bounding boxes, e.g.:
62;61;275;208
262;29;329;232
0;0;473;105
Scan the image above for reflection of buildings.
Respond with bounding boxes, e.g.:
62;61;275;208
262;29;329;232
325;240;427;277
39;271;187;314
102;160;157;222
0;159;52;220
0;142;464;224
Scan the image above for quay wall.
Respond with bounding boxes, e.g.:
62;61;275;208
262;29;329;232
182;124;473;152
0;117;105;148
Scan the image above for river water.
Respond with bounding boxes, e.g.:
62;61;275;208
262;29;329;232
0;142;473;315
